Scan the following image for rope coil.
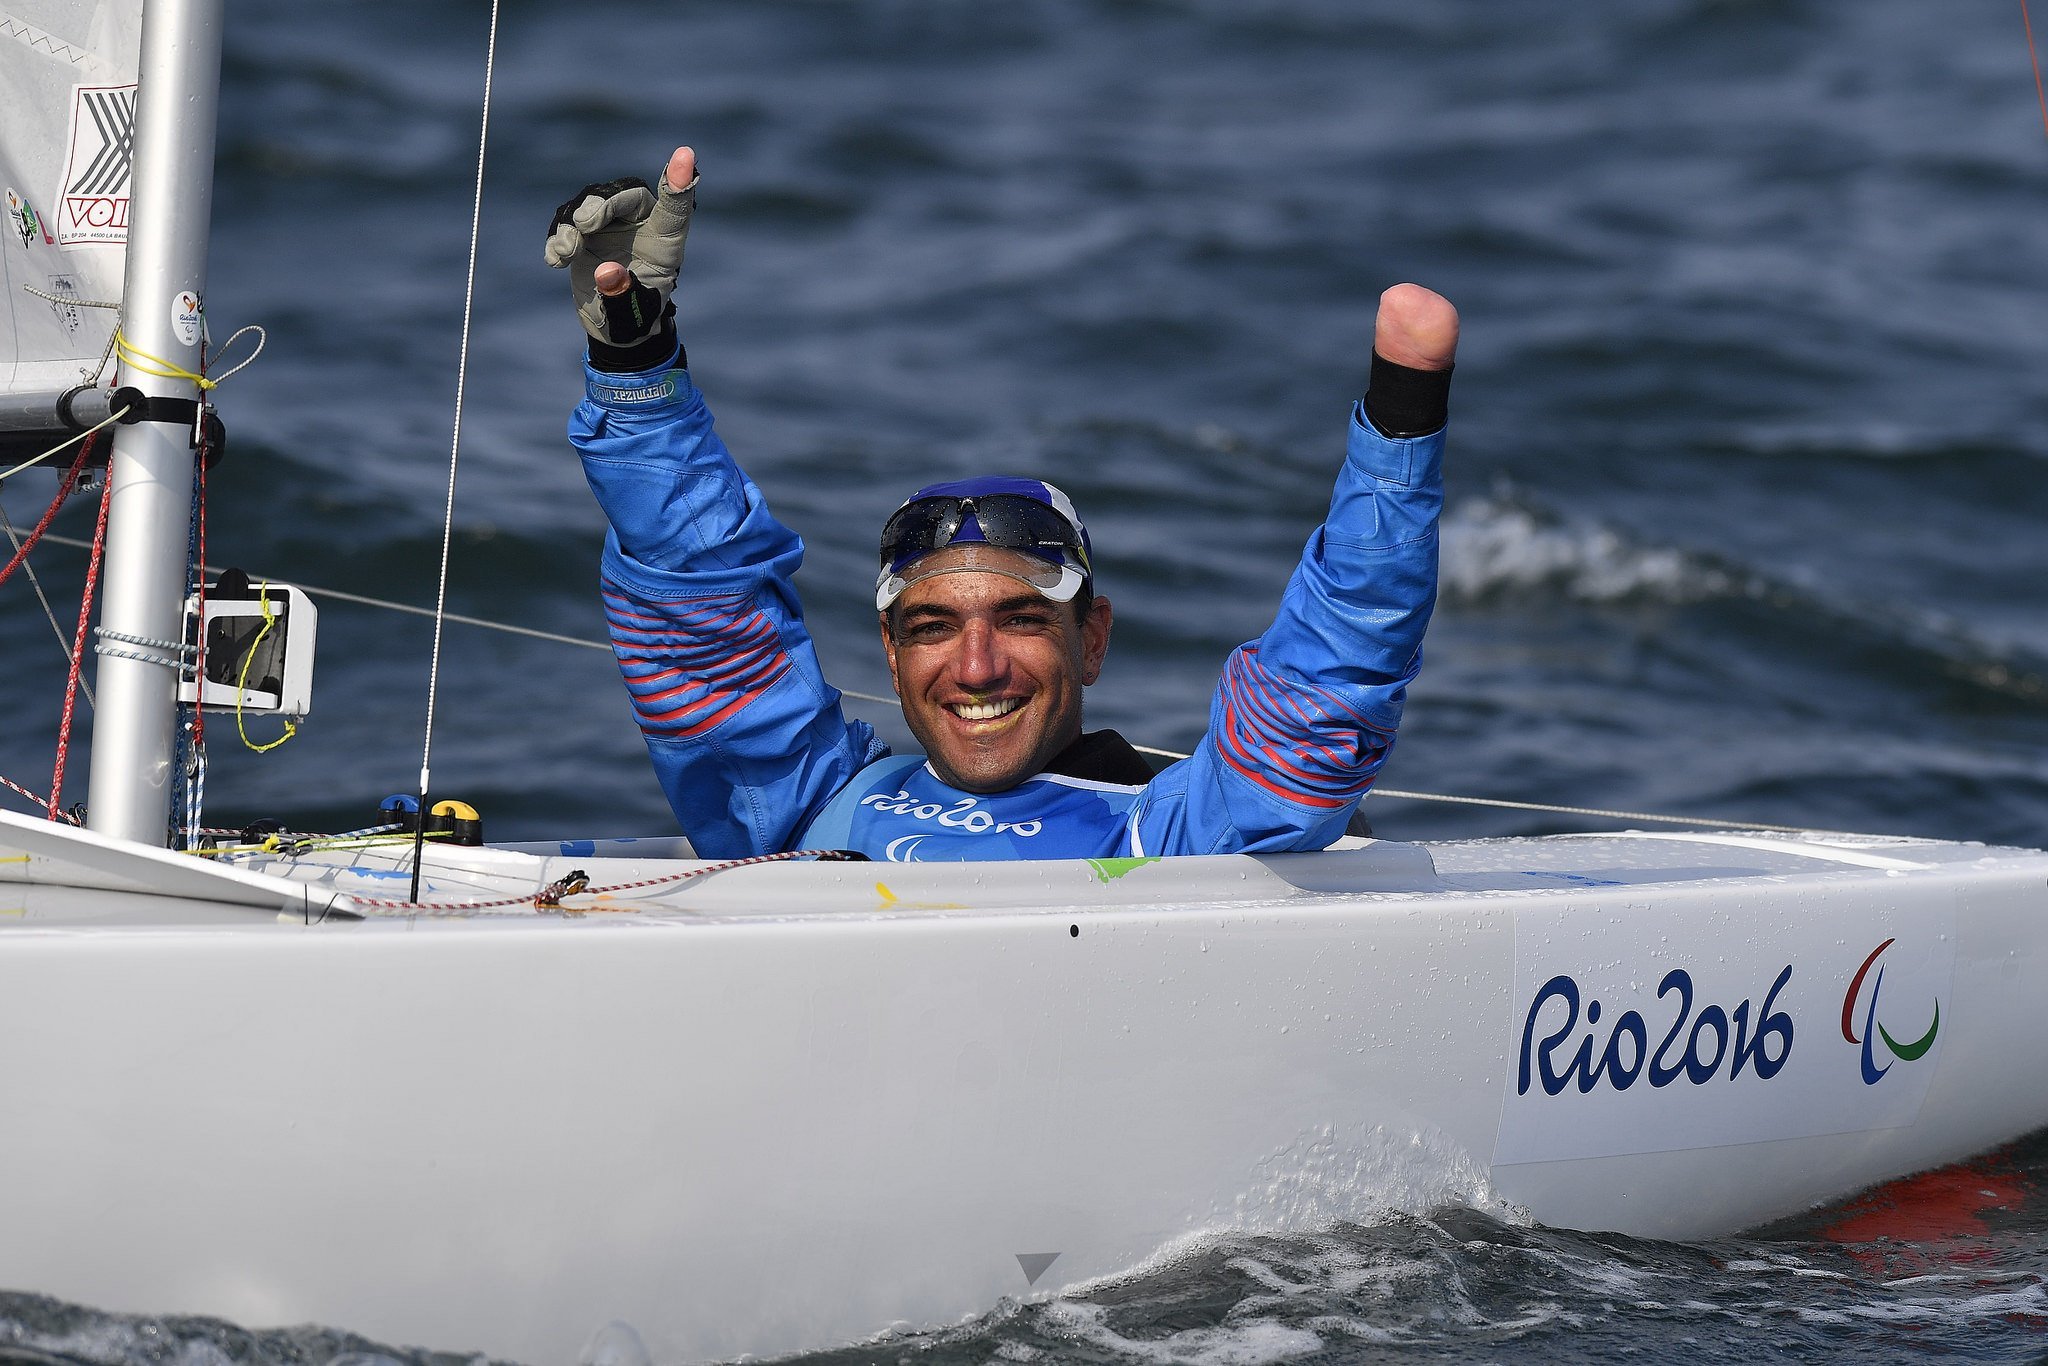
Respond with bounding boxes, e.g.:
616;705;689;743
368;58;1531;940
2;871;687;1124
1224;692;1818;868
231;580;297;754
194;828;429;860
345;847;862;917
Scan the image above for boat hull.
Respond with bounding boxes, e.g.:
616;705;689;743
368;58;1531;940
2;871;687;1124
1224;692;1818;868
2;827;2044;1362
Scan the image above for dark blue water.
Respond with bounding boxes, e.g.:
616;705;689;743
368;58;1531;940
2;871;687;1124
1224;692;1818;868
5;0;2048;1360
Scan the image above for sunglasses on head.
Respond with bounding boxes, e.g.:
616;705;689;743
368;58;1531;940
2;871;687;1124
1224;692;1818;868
878;495;1089;577
875;494;1091;610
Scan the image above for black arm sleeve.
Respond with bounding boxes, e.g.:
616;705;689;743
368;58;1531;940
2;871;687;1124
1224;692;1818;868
1362;351;1454;439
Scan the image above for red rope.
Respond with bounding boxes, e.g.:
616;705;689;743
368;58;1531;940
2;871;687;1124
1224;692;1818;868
1;438;92;823
0;446;85;591
48;470;115;819
345;848;857;913
0;770;78;820
2027;0;2048;142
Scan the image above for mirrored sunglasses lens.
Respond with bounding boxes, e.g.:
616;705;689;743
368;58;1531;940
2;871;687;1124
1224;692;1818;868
880;493;1083;573
880;498;961;567
969;496;1081;559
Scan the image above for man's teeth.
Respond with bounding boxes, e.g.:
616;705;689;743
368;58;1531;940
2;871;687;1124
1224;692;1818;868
952;698;1022;721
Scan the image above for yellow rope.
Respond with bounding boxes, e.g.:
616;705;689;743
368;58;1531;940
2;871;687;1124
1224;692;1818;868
234;579;297;753
112;329;217;390
1;323;256;486
188;832;450;859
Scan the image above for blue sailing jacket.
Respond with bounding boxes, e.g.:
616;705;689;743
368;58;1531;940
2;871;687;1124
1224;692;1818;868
572;351;1442;862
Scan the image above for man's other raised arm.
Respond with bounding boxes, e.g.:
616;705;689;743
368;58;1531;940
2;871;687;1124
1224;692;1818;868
1132;285;1455;855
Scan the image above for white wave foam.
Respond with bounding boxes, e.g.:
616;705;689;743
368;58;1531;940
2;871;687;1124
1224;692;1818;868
1039;1301;1328;1365
21;1326;248;1366
1441;497;1742;605
1793;1279;2048;1328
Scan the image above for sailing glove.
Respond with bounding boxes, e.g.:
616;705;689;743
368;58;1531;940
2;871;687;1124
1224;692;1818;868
544;169;697;371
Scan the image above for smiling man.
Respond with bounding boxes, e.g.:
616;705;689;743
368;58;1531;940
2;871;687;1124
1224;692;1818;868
550;146;1454;862
874;478;1114;789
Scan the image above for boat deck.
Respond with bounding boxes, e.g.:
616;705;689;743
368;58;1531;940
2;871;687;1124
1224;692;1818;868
3;805;2037;930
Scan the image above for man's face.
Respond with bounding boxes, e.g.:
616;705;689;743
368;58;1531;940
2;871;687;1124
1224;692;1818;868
881;563;1112;793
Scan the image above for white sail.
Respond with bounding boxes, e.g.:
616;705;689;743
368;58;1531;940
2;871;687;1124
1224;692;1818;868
0;0;142;404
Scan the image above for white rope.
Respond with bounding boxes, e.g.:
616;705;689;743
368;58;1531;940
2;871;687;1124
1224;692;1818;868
1355;789;1853;835
33;531;598;647
90;319;118;386
204;324;266;386
17;282;122;386
96;627;193;656
34;531;616;650
94;646;187;668
93;626;194;671
416;0;502;803
182;736;207;850
19;284;119;309
0;403;131;484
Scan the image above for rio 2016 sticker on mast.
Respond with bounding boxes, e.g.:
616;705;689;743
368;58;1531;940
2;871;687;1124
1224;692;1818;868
170;291;202;347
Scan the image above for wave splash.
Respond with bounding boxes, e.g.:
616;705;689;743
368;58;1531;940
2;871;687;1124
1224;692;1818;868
1440;494;1749;607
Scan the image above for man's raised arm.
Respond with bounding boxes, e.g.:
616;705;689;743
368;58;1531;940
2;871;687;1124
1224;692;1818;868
549;146;884;857
1131;285;1456;855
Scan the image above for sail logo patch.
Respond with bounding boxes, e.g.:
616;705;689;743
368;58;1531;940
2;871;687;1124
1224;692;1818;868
58;83;137;246
1841;938;1941;1086
6;187;52;249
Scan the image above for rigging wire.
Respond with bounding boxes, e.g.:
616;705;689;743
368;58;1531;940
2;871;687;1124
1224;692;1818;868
10;543;1878;836
409;0;502;900
0;771;76;821
30;530;607;650
0;451;94;817
0;472;94;705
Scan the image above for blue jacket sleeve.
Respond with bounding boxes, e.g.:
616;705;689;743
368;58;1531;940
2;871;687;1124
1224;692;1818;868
569;351;884;857
1131;402;1442;854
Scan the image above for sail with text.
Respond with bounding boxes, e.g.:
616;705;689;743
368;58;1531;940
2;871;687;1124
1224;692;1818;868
0;0;143;459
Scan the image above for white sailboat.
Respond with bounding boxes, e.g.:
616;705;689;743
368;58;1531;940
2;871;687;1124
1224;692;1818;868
4;2;2047;1364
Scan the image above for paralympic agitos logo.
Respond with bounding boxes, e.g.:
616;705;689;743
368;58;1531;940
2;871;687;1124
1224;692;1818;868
1841;938;1940;1086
